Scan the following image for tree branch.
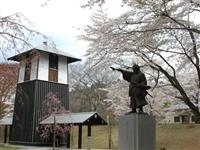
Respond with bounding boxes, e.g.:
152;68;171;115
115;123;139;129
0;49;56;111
188;30;200;88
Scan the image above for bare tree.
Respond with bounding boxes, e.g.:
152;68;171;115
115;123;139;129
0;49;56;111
81;0;200;123
0;12;48;59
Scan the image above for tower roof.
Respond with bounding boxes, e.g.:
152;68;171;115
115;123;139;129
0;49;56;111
8;43;81;63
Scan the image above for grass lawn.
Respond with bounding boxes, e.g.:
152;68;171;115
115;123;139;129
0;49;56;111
69;124;200;150
0;146;17;150
70;125;118;149
1;124;200;150
156;124;200;150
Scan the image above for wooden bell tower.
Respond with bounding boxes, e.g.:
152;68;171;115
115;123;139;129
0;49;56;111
8;43;80;145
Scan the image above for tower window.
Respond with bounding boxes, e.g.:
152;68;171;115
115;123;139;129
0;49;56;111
24;60;31;81
49;53;58;82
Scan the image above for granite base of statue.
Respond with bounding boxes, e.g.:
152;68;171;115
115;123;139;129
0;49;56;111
119;113;155;150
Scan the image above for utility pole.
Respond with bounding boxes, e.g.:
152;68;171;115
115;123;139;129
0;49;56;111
53;113;56;150
107;115;112;149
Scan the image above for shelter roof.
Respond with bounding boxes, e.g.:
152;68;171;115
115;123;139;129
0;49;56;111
40;112;107;126
8;43;81;63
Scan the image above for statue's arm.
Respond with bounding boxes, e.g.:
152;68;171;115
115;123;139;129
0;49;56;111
110;67;123;72
110;67;132;82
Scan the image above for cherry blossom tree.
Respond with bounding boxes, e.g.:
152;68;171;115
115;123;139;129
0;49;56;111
0;63;18;102
69;62;117;112
0;63;18;119
37;92;71;146
81;0;200;123
0;101;10;119
0;12;48;58
103;80;130;116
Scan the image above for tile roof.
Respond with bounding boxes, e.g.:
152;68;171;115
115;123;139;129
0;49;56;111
8;43;81;63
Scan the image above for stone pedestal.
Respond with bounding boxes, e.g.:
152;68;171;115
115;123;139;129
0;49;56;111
119;113;155;150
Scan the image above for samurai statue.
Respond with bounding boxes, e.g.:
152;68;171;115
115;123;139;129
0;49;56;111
111;64;151;113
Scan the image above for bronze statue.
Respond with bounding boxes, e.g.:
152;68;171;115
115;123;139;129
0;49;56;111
111;64;151;113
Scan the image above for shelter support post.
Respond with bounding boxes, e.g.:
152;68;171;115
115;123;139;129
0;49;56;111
4;125;8;143
87;125;91;150
78;124;82;149
67;133;70;148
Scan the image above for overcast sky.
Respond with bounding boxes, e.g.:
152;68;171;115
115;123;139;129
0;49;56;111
1;0;126;59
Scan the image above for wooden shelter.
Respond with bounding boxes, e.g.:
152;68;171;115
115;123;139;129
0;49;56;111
0;116;12;143
40;112;107;149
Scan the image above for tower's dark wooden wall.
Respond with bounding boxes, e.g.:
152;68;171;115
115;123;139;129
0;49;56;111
9;79;69;145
